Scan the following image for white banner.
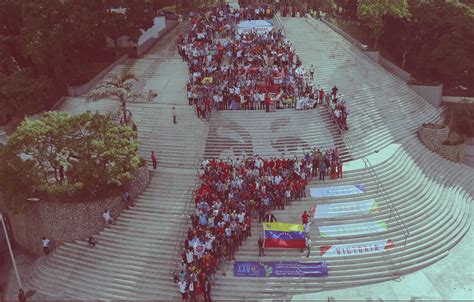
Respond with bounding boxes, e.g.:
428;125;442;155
314;199;379;219
310;185;365;198
320;239;395;257
319;221;387;238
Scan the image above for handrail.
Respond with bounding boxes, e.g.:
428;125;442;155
341;127;409;277
361;157;410;246
361;157;409;278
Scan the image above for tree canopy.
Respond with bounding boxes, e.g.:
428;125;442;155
0;0;156;120
357;0;410;49
0;111;141;210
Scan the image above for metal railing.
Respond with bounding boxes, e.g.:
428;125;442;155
342;131;409;277
361;157;410;246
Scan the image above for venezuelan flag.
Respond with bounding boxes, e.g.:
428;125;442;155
263;222;306;248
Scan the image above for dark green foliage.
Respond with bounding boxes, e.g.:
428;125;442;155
0;111;141;208
444;101;474;137
0;0;155;118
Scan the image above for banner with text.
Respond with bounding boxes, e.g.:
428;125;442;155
319;221;388;237
233;261;328;277
320;239;395;257
310;185;366;198
314;199;379;219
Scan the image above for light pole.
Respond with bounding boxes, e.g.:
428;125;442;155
0;212;23;289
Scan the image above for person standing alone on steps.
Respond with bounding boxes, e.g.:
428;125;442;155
151;151;158;169
172;106;177;124
305;236;312;257
258;236;265;256
42;236;50;255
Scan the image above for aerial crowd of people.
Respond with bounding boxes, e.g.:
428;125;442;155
177;3;349;130
172;4;350;300
173;144;342;301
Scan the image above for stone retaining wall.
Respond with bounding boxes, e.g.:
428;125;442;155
418;125;464;163
6;166;149;255
438;143;465;163
418;125;449;152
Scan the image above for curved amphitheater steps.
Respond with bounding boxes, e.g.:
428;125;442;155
23;23;206;300
206;17;473;300
281;17;442;159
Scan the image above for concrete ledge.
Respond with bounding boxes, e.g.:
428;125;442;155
379;56;412;82
6;166;150;255
319;18;367;50
410;83;443;107
67;54;128;97
137;19;179;57
365;50;380;63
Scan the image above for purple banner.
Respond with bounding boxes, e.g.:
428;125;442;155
233;261;328;277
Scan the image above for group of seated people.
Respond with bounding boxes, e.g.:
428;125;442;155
173;146;343;298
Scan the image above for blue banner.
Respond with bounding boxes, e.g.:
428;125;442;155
233;261;328;277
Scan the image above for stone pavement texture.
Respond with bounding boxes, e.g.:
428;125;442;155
3;16;473;301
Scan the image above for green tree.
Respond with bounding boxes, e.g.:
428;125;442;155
0;111;141;206
357;0;409;49
0;69;54;117
18;0;69;81
0;143;35;212
86;72;146;123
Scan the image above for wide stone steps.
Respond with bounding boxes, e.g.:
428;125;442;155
23;23;202;300
210;143;471;298
204;108;349;161
22;17;473;302
208;17;473;299
282;17;443;160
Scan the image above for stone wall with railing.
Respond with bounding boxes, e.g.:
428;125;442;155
6;166;149;255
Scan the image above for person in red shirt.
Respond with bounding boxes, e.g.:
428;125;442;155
151;151;158;169
265;94;271;112
301;211;309;225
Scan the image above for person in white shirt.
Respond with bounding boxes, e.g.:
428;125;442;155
305;236;312;258
273;174;282;185
103;209;114;227
42;236;50;255
177;279;187;301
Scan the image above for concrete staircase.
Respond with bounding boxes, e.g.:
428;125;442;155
204;107;352;161
204;17;473;300
23;23;207;300
20;17;473;301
